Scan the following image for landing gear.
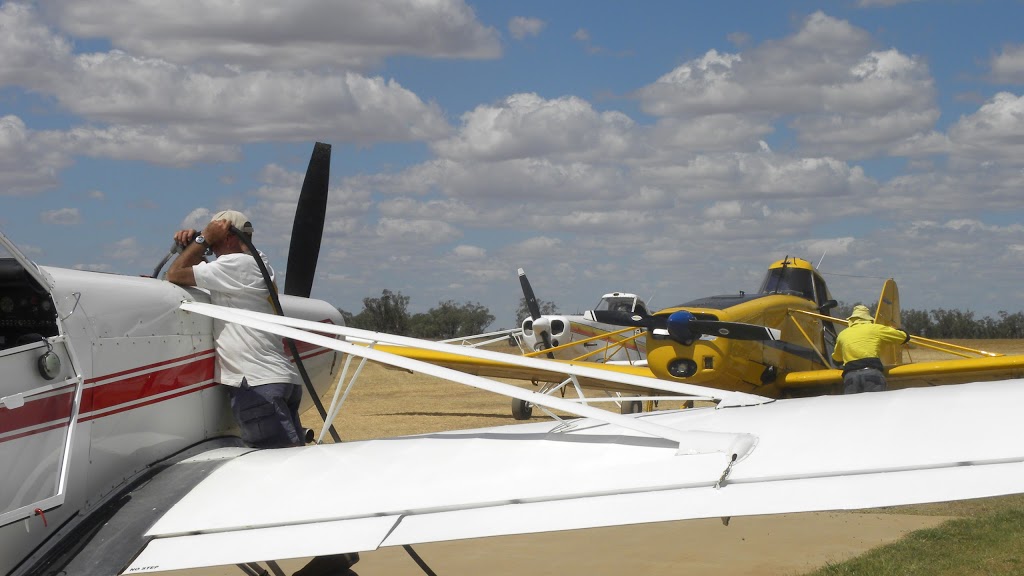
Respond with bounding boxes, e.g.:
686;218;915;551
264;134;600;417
621;400;642;415
511;398;533;420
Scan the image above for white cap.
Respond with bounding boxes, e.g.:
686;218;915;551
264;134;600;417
210;210;253;237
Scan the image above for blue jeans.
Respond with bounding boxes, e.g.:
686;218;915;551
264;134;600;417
228;379;303;448
843;367;887;394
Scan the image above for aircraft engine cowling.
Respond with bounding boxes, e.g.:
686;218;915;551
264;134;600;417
522;315;571;351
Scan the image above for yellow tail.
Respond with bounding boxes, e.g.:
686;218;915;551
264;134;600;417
874;278;904;366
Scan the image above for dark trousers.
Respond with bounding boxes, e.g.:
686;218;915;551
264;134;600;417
228;379;303;448
843;367;887;394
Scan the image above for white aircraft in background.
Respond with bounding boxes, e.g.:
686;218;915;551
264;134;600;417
513;269;649;418
3;143;1024;576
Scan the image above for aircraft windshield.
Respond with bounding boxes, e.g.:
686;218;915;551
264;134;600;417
594;295;648;315
759;266;815;301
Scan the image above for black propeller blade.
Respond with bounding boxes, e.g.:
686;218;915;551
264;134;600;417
589;309;666;331
284;142;331;298
517;268;554;358
590;309;778;344
683;318;779;341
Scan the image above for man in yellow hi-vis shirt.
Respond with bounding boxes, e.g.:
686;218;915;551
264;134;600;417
831;305;910;394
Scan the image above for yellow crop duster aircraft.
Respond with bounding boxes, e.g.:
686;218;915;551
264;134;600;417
377;256;1024;409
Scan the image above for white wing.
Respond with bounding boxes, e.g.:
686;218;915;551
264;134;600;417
122;302;1024;574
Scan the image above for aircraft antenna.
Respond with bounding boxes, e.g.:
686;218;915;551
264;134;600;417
816;251;827;269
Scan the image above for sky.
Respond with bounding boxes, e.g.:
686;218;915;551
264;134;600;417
2;0;1024;328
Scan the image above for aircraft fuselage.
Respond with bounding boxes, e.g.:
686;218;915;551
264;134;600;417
0;264;341;575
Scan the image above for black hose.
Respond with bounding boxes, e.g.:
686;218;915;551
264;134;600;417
230;226;343;444
152;241;184;278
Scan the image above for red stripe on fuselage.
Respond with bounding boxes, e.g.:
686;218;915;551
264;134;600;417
80;356;214;414
3;335;334;443
1;351;216;444
0;386;76;436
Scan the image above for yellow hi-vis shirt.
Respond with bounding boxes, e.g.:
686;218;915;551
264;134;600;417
832;322;909;364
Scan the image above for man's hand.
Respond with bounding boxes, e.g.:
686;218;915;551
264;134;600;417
202;219;232;248
166;228;206;286
173;229;198;248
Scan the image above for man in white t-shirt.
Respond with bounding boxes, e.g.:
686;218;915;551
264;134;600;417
169;211;361;573
167;210;304;448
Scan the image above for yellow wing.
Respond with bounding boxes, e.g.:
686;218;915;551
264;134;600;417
373;344;662;395
778;354;1024;392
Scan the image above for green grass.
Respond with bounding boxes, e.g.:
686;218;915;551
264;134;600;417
802;496;1024;576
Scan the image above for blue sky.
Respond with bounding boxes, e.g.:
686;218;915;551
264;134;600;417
2;0;1024;326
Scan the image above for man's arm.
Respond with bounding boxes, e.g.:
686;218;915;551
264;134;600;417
879;325;911;345
831;332;845;364
166;230;203;286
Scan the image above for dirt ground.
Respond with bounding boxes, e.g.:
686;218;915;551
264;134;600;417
178;339;1020;575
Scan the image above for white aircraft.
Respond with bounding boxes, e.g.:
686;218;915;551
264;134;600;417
514;269;650;418
0;143;344;576
3;143;1024;575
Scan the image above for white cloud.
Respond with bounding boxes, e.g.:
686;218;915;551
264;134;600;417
38;0;501;69
106;237;139;260
433;93;636;163
452;245;486;258
40;207;80;225
991;44;1024;83
508;17;545;40
376;218;461;244
0;116;72;195
0;2;452;167
947;92;1024;164
637;12;937;159
181;208;213;231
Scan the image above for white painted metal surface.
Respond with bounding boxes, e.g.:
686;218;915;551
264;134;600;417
124;379;1024;574
112;302;1024;574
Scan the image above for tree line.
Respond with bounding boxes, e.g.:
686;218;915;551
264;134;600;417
338;291;1024;340
338;289;496;339
835;303;1024;339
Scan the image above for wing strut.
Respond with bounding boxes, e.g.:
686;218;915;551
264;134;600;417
180;301;759;460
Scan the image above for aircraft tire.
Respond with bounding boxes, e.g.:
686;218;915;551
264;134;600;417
621;400;642;415
511;398;533;420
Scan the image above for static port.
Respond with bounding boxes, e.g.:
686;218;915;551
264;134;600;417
668;359;698;378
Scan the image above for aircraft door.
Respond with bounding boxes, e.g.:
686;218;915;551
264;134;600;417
0;241;84;527
0;337;82;527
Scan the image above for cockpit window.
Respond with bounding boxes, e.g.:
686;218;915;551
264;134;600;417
759;267;815;300
595;296;649;315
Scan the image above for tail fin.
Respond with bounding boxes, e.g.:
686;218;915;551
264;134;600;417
875;278;904;366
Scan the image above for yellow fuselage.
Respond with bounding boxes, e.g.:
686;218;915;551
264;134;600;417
646;294;829;398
